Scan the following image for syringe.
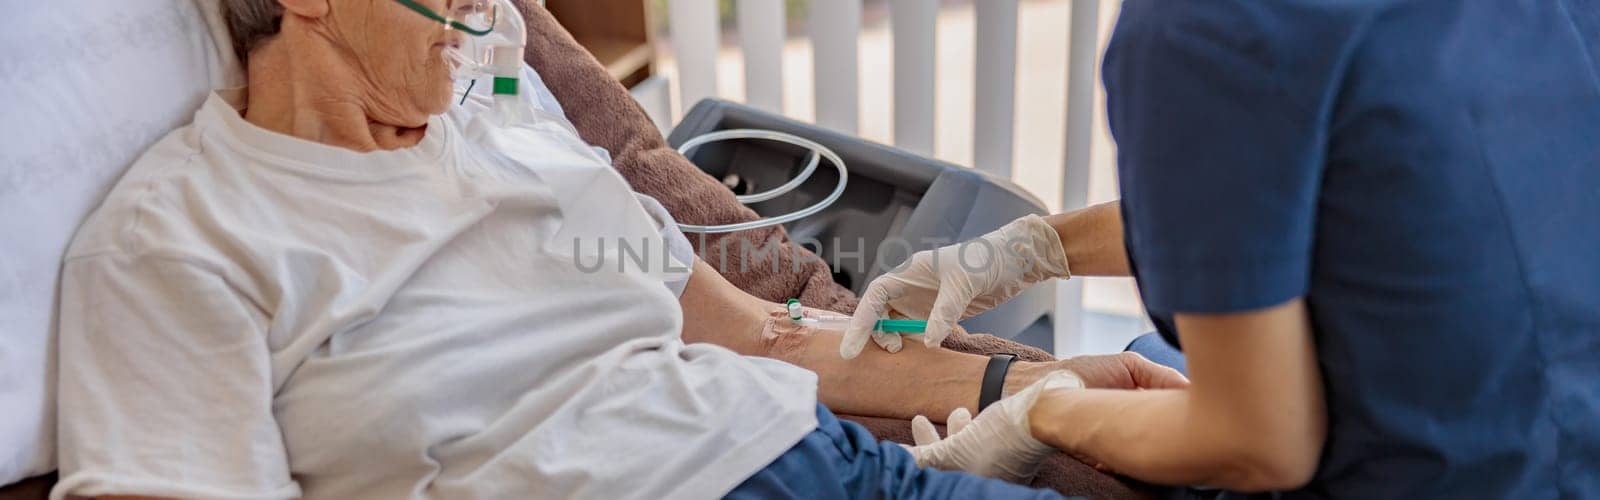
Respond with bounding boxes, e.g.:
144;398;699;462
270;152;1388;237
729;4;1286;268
785;299;926;334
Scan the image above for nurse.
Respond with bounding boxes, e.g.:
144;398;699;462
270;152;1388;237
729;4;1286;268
844;1;1600;497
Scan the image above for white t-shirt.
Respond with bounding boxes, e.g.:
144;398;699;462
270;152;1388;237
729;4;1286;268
51;92;819;500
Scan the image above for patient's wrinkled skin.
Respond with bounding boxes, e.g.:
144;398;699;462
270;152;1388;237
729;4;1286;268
244;0;463;151
760;310;811;340
753;306;1189;416
760;311;819;356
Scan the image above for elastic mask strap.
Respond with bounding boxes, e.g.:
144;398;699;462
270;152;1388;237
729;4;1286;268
459;80;477;105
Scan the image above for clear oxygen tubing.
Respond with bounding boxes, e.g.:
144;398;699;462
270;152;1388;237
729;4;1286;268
674;129;849;234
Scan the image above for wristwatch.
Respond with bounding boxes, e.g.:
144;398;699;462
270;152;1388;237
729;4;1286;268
978;353;1019;412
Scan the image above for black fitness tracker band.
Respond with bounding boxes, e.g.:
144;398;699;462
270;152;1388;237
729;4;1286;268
978;353;1019;412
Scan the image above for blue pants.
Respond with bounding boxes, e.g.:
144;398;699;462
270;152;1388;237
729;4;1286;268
1126;332;1188;375
726;405;1069;500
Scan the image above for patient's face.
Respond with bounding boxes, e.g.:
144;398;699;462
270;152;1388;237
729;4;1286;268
319;0;464;125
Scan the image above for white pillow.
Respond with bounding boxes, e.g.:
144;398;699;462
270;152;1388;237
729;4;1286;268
0;0;240;485
0;0;573;486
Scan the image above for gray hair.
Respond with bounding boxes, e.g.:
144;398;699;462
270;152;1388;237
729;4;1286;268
222;0;284;63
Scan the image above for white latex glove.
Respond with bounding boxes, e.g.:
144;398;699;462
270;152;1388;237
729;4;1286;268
841;214;1071;359
901;370;1084;482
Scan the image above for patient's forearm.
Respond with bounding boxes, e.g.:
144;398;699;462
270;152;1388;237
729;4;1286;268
679;260;779;353
679;260;1015;420
766;325;990;420
1044;201;1130;277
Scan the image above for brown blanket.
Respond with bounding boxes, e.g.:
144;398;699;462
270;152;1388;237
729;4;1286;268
517;4;1151;498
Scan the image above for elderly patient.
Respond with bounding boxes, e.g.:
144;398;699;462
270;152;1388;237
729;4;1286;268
51;0;1183;498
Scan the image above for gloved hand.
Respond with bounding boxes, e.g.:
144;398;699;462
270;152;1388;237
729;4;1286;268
902;370;1084;482
841;214;1071;359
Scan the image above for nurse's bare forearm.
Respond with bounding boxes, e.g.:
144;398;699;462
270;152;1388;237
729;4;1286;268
1043;201;1130;276
1031;300;1325;491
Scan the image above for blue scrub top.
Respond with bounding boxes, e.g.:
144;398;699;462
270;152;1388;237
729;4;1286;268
1104;1;1600;498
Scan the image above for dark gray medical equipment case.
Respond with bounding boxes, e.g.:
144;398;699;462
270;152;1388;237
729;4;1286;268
668;99;1057;351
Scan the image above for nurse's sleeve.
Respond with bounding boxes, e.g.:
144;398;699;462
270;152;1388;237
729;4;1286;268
1102;1;1342;314
53;253;299;499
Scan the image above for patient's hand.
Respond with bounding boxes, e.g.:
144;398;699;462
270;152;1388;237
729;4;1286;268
1005;352;1188;397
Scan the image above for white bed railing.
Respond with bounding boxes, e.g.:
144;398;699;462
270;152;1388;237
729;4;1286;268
663;0;1109;353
